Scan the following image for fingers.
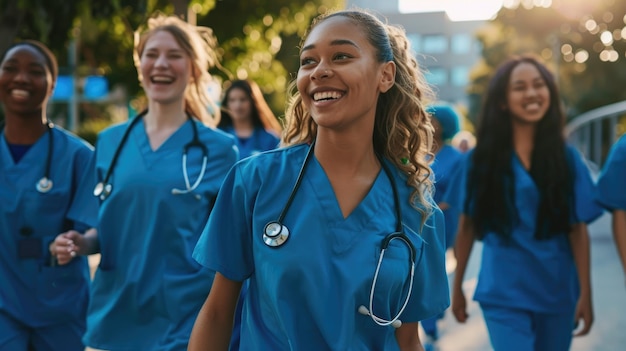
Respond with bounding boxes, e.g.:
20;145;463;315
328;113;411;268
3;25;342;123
573;316;593;336
50;232;80;265
452;308;468;323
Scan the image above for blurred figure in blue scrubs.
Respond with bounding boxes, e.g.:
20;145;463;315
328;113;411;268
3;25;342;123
0;41;97;351
218;79;281;159
51;14;238;351
189;10;449;351
420;103;463;346
218;79;282;350
596;134;626;277
449;55;603;351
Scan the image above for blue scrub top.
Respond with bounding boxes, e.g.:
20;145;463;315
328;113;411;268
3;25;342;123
0;126;97;327
596;135;626;211
221;126;279;159
84;119;238;351
194;144;449;351
431;144;464;248
444;145;603;313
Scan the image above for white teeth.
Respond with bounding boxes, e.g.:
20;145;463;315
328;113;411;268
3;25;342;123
11;89;29;98
313;91;343;101
151;76;173;83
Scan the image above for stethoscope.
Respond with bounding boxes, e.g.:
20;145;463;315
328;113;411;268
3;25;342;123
263;141;417;328
1;121;54;193
93;111;208;201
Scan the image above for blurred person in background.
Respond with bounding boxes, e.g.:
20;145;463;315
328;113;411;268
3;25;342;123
420;103;464;349
1;40;97;351
448;55;602;351
596;134;626;279
218;79;281;159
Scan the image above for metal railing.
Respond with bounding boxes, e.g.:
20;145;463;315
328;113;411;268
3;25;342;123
565;100;626;172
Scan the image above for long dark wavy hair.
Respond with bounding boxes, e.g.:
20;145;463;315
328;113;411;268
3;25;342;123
466;56;572;240
218;79;282;135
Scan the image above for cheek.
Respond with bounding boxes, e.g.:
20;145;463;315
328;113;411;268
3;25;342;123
296;72;309;103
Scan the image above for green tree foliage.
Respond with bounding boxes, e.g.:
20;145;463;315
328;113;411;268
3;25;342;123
467;0;626;122
0;0;344;126
198;0;343;117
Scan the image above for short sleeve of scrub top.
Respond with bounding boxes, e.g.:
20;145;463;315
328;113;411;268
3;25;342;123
596;135;626;211
566;145;604;223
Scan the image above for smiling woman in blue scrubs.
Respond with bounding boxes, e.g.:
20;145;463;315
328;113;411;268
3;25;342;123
596;135;626;277
189;10;449;351
448;56;603;351
51;14;238;351
0;41;97;351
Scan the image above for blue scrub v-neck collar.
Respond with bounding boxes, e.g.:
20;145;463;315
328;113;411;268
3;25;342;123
131;118;193;166
305;153;389;229
0;128;50;169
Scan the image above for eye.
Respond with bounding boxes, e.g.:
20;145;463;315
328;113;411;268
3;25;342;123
334;53;352;60
1;65;17;73
300;57;316;66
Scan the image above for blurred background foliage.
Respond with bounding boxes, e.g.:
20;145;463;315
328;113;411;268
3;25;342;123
467;0;626;123
1;0;626;141
0;0;343;144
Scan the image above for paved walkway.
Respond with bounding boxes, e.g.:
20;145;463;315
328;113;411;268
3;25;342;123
427;213;626;351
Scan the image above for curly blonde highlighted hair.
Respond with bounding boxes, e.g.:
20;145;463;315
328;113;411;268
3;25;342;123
133;13;221;126
283;10;436;222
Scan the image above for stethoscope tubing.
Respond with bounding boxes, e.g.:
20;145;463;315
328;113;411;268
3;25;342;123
1;121;54;193
262;141;417;328
94;110;207;200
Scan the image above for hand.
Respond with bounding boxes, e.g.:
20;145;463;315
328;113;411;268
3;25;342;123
573;294;593;336
49;230;84;265
451;287;468;323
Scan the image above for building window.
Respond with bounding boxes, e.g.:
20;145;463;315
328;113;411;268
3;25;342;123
426;67;448;86
451;34;473;54
451;66;469;87
422;35;447;54
407;33;421;53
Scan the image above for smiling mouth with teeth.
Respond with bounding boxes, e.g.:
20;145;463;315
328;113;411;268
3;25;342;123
313;91;343;101
11;89;30;99
151;76;174;83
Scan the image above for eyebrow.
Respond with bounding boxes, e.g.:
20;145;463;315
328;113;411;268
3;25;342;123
144;48;184;54
301;39;359;53
3;58;45;69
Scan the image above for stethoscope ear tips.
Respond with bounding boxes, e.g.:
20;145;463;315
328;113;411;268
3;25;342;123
358;305;402;328
358;305;370;315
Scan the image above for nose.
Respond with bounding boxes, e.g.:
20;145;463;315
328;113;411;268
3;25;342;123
12;69;31;83
154;54;169;68
525;87;538;98
311;64;333;80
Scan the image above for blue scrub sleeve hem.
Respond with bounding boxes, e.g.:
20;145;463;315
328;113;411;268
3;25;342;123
192;254;249;283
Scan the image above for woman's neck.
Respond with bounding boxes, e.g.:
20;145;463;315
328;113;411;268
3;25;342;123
512;122;536;169
2;114;48;144
143;101;188;151
231;118;255;138
314;129;380;177
144;101;187;132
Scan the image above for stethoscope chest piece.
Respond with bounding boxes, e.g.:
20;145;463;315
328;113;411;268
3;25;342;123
93;182;113;201
36;177;53;193
263;221;290;247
